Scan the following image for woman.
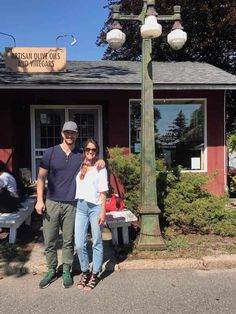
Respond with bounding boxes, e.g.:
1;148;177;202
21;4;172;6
75;139;108;291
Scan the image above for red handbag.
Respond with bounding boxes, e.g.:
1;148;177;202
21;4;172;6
105;171;126;212
105;194;126;212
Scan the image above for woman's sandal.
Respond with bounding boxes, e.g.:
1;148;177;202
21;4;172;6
84;273;100;291
76;271;91;290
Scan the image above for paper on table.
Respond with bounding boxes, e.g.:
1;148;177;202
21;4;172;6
106;210;137;223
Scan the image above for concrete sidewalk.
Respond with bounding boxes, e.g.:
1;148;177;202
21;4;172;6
23;227;118;275
1;225;236;277
18;237;236;274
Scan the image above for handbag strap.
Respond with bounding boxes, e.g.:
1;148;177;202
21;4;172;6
112;172;121;198
109;165;121;198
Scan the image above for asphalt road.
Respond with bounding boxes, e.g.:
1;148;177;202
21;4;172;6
1;269;236;314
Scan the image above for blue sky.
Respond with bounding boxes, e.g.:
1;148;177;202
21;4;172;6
0;1;109;60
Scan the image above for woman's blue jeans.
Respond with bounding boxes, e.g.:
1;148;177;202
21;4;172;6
75;199;103;273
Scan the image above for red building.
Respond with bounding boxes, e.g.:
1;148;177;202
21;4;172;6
0;60;235;195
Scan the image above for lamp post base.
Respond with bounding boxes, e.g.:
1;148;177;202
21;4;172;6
137;213;166;251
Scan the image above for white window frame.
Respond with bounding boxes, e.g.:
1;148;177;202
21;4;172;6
129;98;207;172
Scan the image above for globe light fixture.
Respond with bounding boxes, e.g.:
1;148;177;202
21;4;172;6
140;16;162;38
167;21;187;50
106;21;126;49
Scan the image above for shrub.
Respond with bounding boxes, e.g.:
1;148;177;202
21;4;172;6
106;147;140;214
227;133;236;196
228;174;236;196
164;172;236;236
107;148;176;215
227;133;236;152
107;148;236;237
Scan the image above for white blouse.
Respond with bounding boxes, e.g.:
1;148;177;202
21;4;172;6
75;167;108;205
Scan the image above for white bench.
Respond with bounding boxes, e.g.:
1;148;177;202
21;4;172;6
105;210;137;245
0;198;35;244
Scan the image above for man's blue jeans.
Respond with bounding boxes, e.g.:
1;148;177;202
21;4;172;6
75;199;103;273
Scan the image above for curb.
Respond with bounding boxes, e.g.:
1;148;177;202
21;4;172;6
116;254;236;271
2;254;236;276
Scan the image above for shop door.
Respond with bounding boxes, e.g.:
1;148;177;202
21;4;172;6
31;106;102;181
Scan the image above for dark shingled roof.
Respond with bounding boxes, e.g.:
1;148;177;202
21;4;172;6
0;60;235;90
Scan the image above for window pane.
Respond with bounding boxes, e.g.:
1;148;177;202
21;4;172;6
35;109;64;148
70;111;96;150
130;100;205;170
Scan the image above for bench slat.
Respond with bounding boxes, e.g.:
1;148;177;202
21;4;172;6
0;198;35;243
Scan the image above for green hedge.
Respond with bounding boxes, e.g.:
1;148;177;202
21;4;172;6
107;147;140;212
107;148;236;236
164;171;236;236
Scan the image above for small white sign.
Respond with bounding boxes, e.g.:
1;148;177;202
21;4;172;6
191;157;201;170
134;143;141;153
229;151;236;169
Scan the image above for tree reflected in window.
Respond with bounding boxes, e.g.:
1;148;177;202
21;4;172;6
130;100;205;170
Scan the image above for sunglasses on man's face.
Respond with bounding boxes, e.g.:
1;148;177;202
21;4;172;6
85;147;96;153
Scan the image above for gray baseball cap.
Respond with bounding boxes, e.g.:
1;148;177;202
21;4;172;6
62;121;78;133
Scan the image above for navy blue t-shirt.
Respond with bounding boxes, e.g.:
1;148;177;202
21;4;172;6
40;145;83;202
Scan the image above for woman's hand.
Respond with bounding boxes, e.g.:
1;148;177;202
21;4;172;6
98;192;107;224
95;159;105;170
98;210;106;225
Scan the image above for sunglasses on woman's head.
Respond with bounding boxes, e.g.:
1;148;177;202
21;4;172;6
85;147;96;153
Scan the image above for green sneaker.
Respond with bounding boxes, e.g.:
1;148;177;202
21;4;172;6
63;271;73;288
39;271;57;289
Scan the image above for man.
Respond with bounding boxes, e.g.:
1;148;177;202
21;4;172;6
35;121;103;289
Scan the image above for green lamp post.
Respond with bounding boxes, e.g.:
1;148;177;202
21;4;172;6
106;0;187;250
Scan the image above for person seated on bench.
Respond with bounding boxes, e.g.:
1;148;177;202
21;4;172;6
0;161;18;196
0;160;21;213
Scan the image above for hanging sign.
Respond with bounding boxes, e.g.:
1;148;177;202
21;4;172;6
5;47;66;73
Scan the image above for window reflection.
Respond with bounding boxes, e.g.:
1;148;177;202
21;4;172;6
130;100;205;170
69;110;97;150
35;109;64;148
